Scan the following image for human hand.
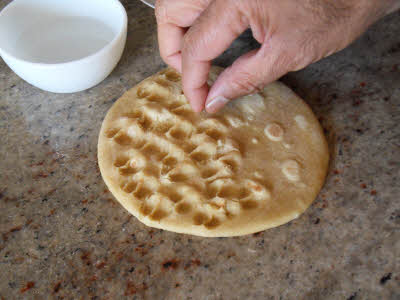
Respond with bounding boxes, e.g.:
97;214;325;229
156;0;399;113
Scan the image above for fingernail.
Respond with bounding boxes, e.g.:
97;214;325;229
205;96;229;113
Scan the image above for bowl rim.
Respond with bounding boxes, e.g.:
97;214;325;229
0;0;128;68
140;0;155;9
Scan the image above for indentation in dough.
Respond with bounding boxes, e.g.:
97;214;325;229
173;107;192;118
113;132;132;145
153;121;174;134
132;139;146;149
169;161;199;181
140;203;153;216
168;102;184;110
121;181;138;193
138;116;152;131
154;77;170;88
264;123;284;141
282;160;301;182
106;128;119;138
134;185;152;200
220;157;239;173
118;165;137;176
146;102;165;113
175;202;191;214
193;212;209;225
217;185;238;198
161;156;178;175
190;151;209;163
146;94;164;103
206;185;218;199
201;168;218;179
141;143;158;156
191;132;214;145
199;118;228;131
168;172;188;182
294;115;308;130
169;126;189;139
142;143;167;160
204;216;220;229
182;142;197;154
137;86;151;98
124;111;142;119
114;156;129;167
205;128;224;141
191;139;218;162
157;150;168;161
149;208;168;221
240;200;258;210
142;103;169;121
144;194;172;221
239;187;251;199
143;164;160;177
164;70;181;82
158;186;182;203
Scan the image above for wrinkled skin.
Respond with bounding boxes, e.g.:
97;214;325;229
155;0;399;113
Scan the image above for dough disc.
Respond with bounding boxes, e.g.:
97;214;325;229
98;67;329;237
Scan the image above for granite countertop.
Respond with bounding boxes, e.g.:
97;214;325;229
0;1;399;299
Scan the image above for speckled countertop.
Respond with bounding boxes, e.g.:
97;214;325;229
0;1;399;299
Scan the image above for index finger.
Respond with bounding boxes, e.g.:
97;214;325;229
181;0;248;112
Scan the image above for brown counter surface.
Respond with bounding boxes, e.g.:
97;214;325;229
0;1;399;299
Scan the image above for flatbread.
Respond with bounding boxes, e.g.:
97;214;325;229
98;67;329;237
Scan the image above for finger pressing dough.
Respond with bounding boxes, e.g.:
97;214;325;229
98;67;329;237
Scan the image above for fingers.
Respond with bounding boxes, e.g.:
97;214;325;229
205;39;293;113
155;0;211;72
181;0;249;112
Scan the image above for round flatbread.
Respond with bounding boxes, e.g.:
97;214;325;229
98;67;329;237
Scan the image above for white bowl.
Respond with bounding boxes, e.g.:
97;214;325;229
0;0;127;93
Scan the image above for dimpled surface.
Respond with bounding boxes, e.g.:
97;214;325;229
98;67;329;237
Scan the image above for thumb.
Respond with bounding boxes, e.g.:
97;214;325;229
205;40;292;113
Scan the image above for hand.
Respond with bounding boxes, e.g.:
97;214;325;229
156;0;399;113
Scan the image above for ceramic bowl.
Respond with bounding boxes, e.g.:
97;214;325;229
0;0;127;93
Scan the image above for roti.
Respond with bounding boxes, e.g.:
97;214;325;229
98;67;329;237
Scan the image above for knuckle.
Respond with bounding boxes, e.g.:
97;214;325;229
276;51;295;72
291;38;320;71
268;38;304;74
182;32;198;58
230;70;261;94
